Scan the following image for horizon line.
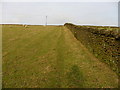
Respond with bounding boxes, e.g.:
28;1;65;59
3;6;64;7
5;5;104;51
0;23;118;27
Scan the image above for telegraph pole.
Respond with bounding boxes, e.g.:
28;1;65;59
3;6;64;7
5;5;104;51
46;16;47;26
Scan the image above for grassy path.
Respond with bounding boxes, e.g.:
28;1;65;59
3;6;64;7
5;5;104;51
2;25;118;88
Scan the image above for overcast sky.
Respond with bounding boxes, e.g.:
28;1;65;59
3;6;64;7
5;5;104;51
2;1;119;26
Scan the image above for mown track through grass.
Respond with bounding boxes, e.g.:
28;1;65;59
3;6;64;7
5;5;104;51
2;25;118;88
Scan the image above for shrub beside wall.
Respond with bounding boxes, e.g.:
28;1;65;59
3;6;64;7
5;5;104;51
64;23;120;75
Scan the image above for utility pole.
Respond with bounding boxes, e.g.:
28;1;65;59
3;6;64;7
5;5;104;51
46;16;47;26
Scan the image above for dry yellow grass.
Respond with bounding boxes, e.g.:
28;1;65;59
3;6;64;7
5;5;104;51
2;25;118;88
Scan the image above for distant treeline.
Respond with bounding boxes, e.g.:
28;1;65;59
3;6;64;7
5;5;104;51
64;23;120;76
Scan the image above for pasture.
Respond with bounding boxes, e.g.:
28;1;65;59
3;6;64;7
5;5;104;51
2;25;118;88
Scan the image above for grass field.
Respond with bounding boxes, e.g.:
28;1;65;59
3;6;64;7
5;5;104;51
2;25;118;88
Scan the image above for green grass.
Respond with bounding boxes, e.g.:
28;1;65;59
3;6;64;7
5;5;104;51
2;25;118;88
